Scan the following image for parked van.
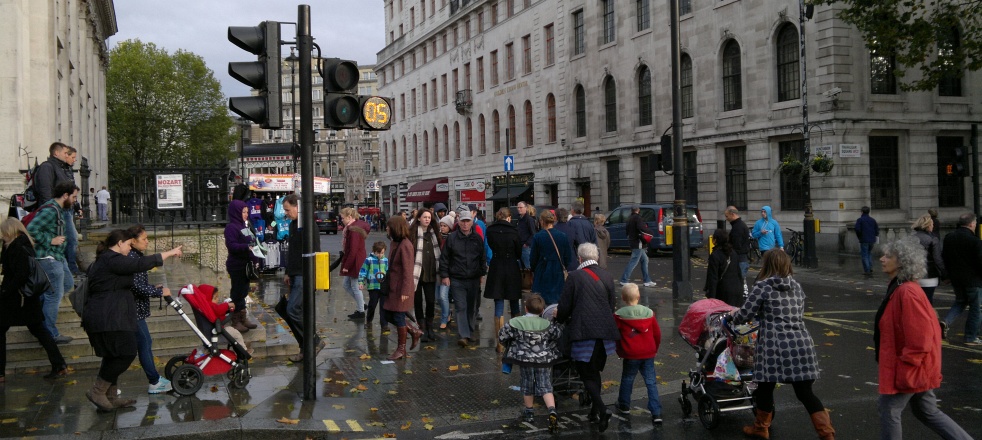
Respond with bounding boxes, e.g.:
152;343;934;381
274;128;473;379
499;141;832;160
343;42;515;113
604;204;704;255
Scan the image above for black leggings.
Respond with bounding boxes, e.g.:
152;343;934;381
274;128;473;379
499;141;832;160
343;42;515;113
228;266;249;311
0;323;66;373
753;380;825;414
575;361;606;417
413;281;436;325
366;289;382;323
99;355;137;385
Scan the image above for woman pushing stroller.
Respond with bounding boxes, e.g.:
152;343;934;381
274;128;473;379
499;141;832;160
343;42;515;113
728;249;835;439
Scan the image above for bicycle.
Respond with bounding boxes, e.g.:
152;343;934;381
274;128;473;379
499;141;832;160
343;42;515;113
785;228;804;265
748;237;762;264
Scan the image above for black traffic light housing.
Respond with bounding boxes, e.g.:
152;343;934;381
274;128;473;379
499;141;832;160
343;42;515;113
228;21;282;129
660;134;673;172
951;146;970;177
322;59;393;131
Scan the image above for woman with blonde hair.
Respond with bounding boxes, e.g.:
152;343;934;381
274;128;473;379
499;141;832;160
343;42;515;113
0;218;68;382
910;214;946;304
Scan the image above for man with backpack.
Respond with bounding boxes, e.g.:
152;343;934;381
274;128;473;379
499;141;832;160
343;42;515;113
26;181;80;344
31;142;81;275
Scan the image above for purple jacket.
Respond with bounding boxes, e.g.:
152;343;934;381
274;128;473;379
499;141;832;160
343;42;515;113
225;199;254;271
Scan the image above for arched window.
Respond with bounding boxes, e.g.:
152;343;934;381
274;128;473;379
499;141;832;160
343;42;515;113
574;85;586;137
423;131;430;165
454;122;461;160
413;135;419;168
507;105;517;149
604;76;617;132
722;39;742;111
432;127;439;163
776;24;800;102
391;138;397;171
442;125;449;162
638;66;652;126
681;54;693;118
382;141;388;171
466;118;473;157
493;110;501;153
401;136;408;169
363;160;373;175
479;114;487;155
524;100;533;147
546;94;556;142
331;161;340;177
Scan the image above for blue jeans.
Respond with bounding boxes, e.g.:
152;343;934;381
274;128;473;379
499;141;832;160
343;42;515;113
621;248;651;283
943;285;981;342
521;245;531;269
38;258;72;339
860;242;874;273
494;299;521;318
136;319;161;384
97;203;107;221
342;276;365;312
436;283;450;325
617;358;662;416
62;210;79;274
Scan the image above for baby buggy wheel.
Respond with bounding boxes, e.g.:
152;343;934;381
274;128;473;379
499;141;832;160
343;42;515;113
172;364;204;396
577;392;592;407
697;394;721;429
164;355;187;381
226;363;251;388
679;395;693;417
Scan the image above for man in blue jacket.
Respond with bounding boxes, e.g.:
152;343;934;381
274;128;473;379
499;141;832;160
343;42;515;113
752;206;784;253
854;206;879;277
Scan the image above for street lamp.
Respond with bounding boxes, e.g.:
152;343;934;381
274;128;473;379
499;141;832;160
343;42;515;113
799;0;818;268
285;48;299;173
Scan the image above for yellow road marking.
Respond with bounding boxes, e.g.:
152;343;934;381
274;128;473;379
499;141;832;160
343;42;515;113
324;420;340;432
347;419;364;431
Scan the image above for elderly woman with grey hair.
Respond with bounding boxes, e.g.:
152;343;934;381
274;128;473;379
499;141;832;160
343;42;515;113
556;242;620;432
910;214;946;304
875;237;973;440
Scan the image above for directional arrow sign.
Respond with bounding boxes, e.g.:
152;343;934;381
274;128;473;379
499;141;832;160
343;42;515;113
504;155;515;172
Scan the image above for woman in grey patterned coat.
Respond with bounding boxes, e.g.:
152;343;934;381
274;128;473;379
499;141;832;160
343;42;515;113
731;249;835;440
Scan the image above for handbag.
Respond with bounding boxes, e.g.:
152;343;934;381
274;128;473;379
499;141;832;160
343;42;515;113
641;231;654;244
520;268;533;290
378;272;390;297
21;257;52;298
545;230;568;280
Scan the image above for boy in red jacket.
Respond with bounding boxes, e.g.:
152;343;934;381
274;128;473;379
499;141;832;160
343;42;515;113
613;283;663;424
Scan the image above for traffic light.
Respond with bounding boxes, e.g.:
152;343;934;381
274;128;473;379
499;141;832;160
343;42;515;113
228;21;282;129
322;58;393;131
660;134;673;172
952;146;970;177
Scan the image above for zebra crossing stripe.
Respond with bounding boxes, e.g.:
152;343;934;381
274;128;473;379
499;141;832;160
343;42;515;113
323;420;341;432
347;419;364;431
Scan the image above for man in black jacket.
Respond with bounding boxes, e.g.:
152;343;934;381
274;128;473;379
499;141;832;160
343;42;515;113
280;194;324;361
725;206;751;279
516;202;537;268
33;142;81;275
567;200;598;249
619;206;656;287
439;210;487;347
940;213;982;346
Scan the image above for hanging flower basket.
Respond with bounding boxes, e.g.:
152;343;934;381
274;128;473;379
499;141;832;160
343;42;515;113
810;154;834;175
778;154;805;177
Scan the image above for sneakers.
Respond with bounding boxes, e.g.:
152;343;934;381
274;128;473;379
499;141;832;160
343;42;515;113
347;311;366;320
616;404;631;414
54;335;73;344
643;281;657;287
939;321;949;340
966;338;982;347
522;408;535;423
652;414;663;425
548;411;559;431
148;378;171;394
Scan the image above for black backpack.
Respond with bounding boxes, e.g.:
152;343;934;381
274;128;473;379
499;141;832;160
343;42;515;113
22;161;47;211
69;275;90;318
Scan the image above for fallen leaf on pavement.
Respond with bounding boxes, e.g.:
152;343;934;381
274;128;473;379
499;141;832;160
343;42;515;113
210;385;219;392
669;353;680;358
448;365;459;371
490;399;499;404
25;427;37;432
382;434;396;438
431;368;438;372
367;421;385;427
824;331;840;337
370;408;379;412
323;378;333;383
336;380;350;385
404;370;413;374
1;419;17;424
424;346;436;350
359;354;372;360
356;384;368;391
276;417;300;425
65;380;78;385
460;413;472;419
388;390;398;395
401;421;412;430
332;404;345;410
968;359;982;364
424;424;434;430
373;379;381;384
421;417;434;423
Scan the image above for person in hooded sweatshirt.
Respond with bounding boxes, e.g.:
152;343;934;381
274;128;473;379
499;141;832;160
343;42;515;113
752;206;784;253
223;199;259;332
614;283;663;425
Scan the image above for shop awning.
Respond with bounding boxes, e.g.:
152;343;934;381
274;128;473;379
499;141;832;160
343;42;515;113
404;178;449;202
486;184;531;201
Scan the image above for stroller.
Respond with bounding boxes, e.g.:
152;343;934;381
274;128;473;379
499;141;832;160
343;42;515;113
677;299;759;429
542;304;590;407
162;284;252;396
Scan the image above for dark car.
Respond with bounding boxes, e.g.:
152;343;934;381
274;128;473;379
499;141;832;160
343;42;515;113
315;211;339;234
604;204;704;256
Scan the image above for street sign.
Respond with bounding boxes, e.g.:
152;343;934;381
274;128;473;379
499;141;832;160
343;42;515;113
504;155;514;172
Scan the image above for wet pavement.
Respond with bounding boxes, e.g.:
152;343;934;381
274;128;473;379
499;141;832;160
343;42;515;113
1;230;980;439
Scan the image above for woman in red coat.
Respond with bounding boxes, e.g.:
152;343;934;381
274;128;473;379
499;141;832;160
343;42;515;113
875;237;973;440
383;215;422;360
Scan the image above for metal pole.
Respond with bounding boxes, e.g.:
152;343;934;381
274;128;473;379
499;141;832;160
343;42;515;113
669;0;692;300
506;128;510;211
800;0;818;268
297;4;317;400
972;124;980;234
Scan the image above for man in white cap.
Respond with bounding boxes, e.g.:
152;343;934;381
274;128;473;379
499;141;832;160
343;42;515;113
439;209;487;346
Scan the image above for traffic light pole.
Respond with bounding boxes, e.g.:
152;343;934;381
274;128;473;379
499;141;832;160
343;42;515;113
973;124;980;235
669;0;692;301
297;4;317;401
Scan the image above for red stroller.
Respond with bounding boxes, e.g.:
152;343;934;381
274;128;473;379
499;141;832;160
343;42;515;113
163;284;252;396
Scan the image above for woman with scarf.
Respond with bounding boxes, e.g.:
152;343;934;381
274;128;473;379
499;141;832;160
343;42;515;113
484;207;522;352
409;208;441;341
875;237;972;440
224;199;258;332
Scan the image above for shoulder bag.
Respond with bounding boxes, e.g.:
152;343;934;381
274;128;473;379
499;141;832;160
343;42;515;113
545;230;568;280
20;256;52;298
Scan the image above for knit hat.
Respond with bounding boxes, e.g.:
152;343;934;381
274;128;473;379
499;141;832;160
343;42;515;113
439;215;455;229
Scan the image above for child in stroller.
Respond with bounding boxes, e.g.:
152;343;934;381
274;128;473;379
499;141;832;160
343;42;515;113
162;284;253;396
677;298;759;429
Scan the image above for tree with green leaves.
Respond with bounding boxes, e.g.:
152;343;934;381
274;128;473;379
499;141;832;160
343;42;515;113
107;40;235;183
819;0;980;91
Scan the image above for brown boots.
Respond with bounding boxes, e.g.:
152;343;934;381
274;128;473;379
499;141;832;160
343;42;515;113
810;410;836;440
494;316;505;353
86;377;114;412
742;410;773;439
407;320;423;350
107;385;136;408
388;327;408;360
230;309;258;332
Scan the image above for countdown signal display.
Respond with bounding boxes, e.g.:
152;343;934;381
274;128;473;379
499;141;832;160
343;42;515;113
322;58;392;131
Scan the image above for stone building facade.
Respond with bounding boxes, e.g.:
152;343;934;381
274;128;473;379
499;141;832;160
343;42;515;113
0;0;117;209
377;0;979;251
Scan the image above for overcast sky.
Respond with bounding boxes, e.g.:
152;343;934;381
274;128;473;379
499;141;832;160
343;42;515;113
109;0;386;99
